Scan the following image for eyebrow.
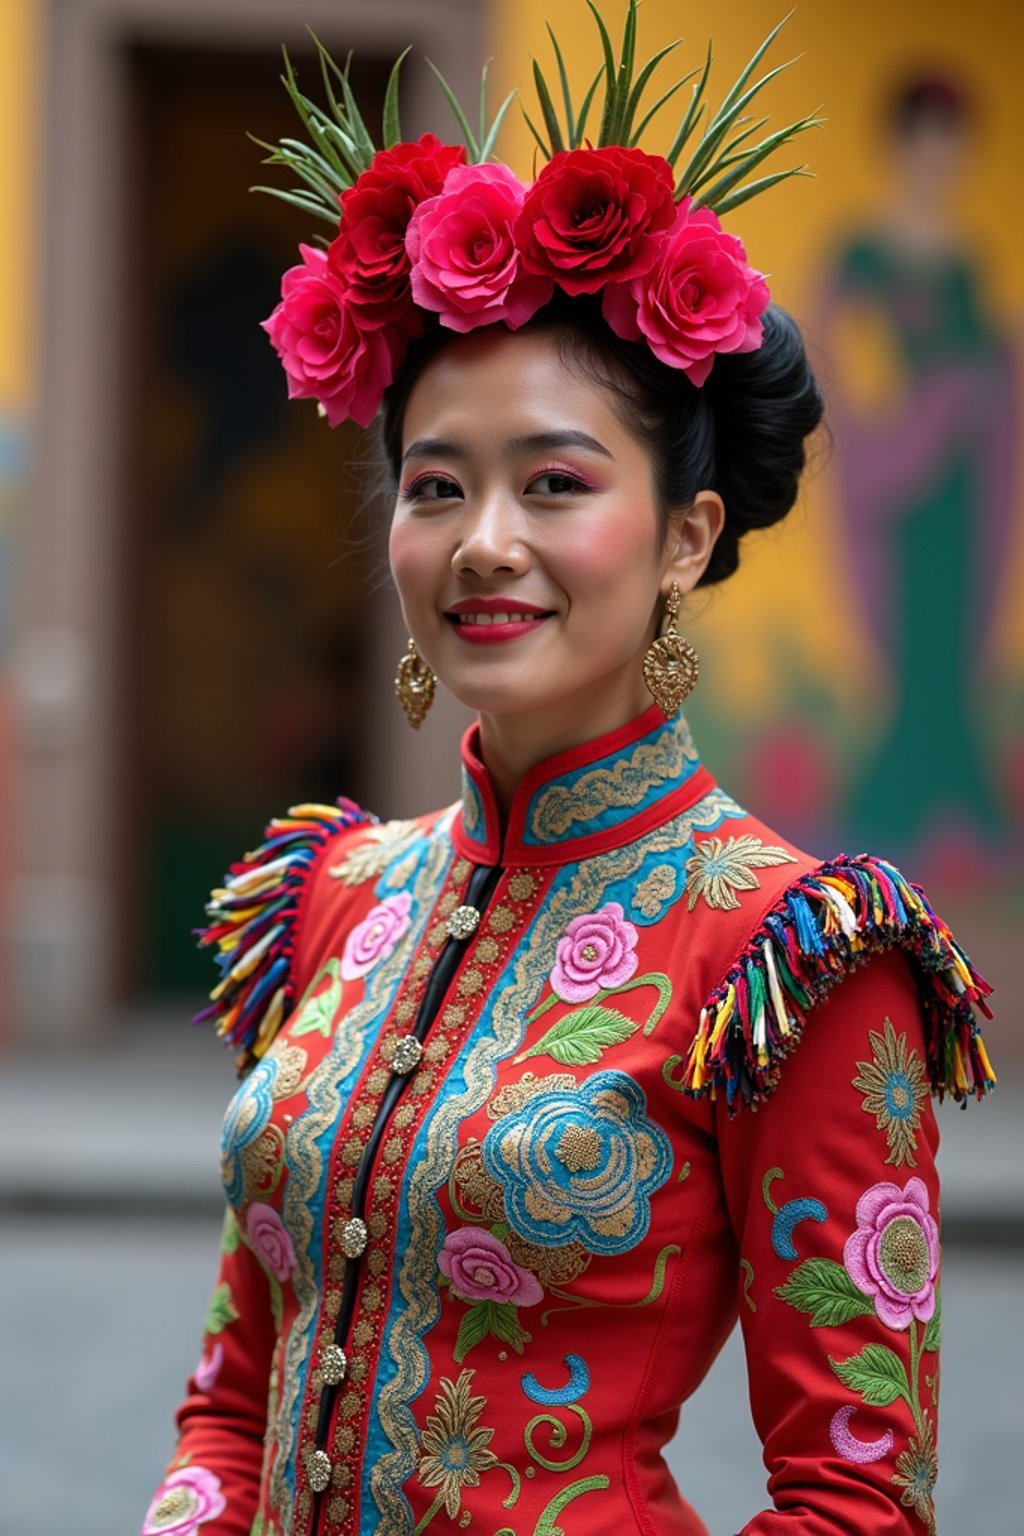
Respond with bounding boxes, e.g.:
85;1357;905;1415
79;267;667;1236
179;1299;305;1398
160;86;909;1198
401;430;614;465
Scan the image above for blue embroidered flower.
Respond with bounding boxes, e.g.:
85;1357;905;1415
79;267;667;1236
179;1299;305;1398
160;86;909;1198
481;1070;672;1256
220;1056;278;1207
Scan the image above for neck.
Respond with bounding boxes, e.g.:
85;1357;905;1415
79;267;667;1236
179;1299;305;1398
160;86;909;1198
477;668;654;817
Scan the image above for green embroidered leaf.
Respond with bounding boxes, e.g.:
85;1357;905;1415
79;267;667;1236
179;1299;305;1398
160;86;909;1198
205;1282;240;1336
519;1005;638;1066
830;1344;910;1408
775;1259;875;1328
291;958;342;1037
922;1290;941;1354
220;1210;241;1256
453;1301;491;1362
453;1300;530;1362
269;1275;284;1333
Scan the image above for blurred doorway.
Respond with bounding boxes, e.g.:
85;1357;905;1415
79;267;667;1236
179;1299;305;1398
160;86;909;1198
119;44;388;996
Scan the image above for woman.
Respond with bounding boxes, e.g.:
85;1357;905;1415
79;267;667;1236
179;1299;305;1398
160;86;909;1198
144;11;993;1535
820;72;1018;864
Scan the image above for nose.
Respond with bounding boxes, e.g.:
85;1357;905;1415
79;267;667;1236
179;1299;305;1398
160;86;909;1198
451;491;530;579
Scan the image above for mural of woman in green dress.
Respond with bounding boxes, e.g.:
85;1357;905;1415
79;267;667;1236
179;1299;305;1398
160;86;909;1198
820;74;1019;867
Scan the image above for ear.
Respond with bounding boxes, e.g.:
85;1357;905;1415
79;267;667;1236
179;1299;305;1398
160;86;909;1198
662;490;726;594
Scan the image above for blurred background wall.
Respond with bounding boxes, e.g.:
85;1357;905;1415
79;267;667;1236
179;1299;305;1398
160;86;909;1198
1;0;1019;1050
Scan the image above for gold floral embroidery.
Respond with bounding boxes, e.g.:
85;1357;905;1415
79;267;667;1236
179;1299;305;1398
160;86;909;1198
853;1018;929;1168
684;834;797;911
530;716;698;842
633;863;677;918
892;1415;938;1533
417;1370;498;1521
328;820;421;885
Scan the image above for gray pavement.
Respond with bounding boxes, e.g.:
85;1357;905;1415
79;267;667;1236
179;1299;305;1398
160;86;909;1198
1;1021;1021;1534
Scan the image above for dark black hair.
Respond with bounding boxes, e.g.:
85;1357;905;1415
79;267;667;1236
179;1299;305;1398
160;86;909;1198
887;73;972;139
379;292;824;587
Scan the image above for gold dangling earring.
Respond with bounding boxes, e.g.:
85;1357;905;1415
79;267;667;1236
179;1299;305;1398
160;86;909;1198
643;583;699;716
394;639;437;729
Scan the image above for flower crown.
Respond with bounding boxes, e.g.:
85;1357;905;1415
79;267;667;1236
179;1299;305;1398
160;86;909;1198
259;3;821;428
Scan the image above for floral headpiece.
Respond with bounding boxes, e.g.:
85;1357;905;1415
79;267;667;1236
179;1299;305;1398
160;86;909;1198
259;3;820;428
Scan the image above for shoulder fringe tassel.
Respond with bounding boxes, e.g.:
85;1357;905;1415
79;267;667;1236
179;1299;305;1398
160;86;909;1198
194;798;372;1073
684;853;994;1111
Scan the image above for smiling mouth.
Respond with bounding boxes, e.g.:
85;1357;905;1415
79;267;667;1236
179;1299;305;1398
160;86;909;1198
445;607;555;644
449;610;552;627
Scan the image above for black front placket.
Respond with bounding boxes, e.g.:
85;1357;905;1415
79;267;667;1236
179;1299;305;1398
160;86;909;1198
308;859;503;1531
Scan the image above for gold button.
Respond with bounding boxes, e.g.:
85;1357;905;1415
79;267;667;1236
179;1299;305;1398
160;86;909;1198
446;904;481;940
391;1034;423;1075
340;1217;368;1258
308;1449;332;1493
320;1344;348;1386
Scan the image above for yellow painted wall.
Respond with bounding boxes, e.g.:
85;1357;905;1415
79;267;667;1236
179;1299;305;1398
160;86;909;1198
488;0;1024;708
0;0;39;412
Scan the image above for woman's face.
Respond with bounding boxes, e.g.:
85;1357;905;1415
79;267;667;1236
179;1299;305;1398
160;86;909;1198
389;329;712;754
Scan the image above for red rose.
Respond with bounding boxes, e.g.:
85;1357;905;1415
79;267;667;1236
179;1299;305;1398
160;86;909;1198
262;244;402;428
603;199;770;386
331;134;466;325
515;146;676;296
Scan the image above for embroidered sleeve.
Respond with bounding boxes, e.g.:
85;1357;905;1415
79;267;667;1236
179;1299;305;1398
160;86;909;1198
715;952;946;1533
194;798;373;1075
142;1211;276;1536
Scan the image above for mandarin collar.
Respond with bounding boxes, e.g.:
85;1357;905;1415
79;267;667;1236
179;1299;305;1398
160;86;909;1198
452;704;715;867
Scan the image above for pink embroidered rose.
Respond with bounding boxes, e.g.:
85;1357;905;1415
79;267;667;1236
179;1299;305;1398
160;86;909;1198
439;1225;543;1306
193;1340;224;1393
843;1176;939;1330
603;199;770;386
143;1465;226;1534
261;243;401;427
551;901;639;1003
407;162;554;333
341;891;414;980
516;146;676;295
246;1201;297;1282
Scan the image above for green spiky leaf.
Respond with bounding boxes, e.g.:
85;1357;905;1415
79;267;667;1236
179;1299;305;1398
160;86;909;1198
427;58;480;159
532;57;566;157
665;41;713;167
382;46;410;149
709;165;813;218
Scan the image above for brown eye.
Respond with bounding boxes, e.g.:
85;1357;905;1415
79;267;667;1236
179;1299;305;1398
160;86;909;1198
402;475;463;502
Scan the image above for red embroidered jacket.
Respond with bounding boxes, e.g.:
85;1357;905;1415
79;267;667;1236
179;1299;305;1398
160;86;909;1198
144;706;992;1536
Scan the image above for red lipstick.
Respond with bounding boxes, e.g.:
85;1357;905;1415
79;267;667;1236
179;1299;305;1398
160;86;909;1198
445;596;554;645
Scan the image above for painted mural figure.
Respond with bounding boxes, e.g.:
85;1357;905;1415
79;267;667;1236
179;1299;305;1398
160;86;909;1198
821;75;1019;863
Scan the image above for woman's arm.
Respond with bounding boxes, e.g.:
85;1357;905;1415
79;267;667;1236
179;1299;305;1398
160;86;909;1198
142;1209;276;1535
715;952;943;1534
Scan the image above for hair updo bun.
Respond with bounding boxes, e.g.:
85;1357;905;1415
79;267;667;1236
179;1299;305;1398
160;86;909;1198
697;305;826;583
380;295;824;585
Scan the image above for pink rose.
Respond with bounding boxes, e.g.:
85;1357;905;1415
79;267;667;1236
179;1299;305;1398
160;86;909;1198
143;1466;226;1535
246;1201;297;1282
193;1340;223;1393
551;901;639;1003
407;162;554;333
439;1226;543;1306
261;243;402;427
844;1177;940;1331
341;891;413;980
516;146;676;296
603;199;770;386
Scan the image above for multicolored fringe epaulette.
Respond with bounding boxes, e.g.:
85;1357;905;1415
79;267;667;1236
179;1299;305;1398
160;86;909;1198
195;798;373;1073
684;853;994;1111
